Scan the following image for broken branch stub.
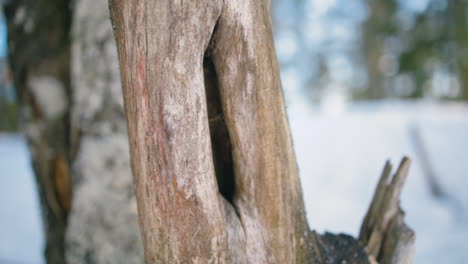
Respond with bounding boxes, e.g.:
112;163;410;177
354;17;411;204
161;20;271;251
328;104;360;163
359;157;415;264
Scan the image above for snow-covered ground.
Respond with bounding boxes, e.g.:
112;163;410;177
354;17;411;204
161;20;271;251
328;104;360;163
289;99;468;264
0;134;43;264
1;100;467;263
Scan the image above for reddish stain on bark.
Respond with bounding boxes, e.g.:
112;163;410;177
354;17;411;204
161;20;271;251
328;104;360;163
136;51;147;97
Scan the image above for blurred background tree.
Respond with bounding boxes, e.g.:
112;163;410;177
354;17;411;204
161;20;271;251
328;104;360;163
2;0;143;263
359;0;468;100
0;7;16;131
4;0;72;262
272;0;468;106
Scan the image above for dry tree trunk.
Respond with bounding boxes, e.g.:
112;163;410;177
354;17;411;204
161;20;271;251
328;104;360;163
109;0;311;262
109;0;414;263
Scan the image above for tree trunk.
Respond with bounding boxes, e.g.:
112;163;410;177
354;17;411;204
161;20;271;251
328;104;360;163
108;0;403;263
110;0;415;263
109;0;311;262
4;0;144;263
360;0;398;99
4;1;72;262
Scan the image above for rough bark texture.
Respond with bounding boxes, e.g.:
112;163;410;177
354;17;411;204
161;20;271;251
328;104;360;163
5;0;144;263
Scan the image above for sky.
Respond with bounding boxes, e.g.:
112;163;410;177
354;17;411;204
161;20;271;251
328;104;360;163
0;10;7;58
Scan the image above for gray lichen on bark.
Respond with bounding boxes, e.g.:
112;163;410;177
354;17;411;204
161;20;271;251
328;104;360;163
66;0;143;263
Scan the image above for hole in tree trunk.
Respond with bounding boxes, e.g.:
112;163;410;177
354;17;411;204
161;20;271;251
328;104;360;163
203;55;236;204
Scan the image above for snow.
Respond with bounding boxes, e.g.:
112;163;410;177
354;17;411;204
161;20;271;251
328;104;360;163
0;134;44;264
1;100;468;263
288;99;468;264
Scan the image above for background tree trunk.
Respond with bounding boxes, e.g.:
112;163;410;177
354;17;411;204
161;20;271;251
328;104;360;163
361;0;398;99
4;0;143;263
4;1;72;262
65;0;143;263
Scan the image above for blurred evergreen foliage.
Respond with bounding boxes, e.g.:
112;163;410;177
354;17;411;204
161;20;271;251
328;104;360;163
0;98;18;131
359;0;468;100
